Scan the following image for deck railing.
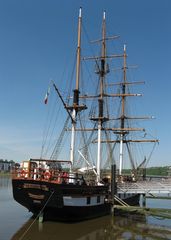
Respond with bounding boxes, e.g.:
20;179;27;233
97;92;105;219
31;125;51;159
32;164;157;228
12;167;88;185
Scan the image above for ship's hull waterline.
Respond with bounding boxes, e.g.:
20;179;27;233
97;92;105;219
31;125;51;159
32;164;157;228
12;178;140;222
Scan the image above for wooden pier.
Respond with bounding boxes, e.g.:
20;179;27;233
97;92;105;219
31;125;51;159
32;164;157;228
114;204;171;219
117;178;171;196
112;178;171;219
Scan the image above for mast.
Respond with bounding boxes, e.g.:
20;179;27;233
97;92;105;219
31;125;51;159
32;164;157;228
80;18;159;179
96;11;106;182
119;44;127;175
117;44;159;174
69;8;82;169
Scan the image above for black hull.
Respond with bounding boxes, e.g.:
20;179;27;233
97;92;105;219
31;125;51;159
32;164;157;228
12;178;140;222
12;178;111;221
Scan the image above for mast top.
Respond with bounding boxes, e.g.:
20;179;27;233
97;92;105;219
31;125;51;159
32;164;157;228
79;7;82;18
103;11;106;20
124;44;126;52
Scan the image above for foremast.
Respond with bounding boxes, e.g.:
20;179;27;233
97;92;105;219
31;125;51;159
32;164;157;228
67;8;87;171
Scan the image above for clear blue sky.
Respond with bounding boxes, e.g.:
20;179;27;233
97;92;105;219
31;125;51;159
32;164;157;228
0;0;170;166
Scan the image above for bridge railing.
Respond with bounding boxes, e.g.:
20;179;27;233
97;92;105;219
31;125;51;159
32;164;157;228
117;179;171;195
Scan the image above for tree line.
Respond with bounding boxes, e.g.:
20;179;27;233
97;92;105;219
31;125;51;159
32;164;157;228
123;166;171;176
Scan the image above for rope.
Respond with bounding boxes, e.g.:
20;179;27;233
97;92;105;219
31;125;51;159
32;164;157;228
50;115;70;159
18;190;54;240
145;142;158;167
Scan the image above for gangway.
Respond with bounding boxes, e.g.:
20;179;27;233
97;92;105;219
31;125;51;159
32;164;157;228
117;178;171;196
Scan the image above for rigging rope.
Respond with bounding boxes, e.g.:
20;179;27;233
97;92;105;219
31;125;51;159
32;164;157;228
145;142;158;167
40;93;57;158
125;142;136;170
42;102;62;158
104;129;116;167
50;115;70;160
75;113;97;168
18;190;54;240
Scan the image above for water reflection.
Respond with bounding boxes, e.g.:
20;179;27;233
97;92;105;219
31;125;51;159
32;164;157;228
0;174;11;188
11;213;171;240
0;175;12;202
0;175;32;240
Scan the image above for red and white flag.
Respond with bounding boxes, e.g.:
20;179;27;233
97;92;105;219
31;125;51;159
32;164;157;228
44;86;50;104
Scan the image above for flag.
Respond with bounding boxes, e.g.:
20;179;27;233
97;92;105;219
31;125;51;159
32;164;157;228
44;86;50;104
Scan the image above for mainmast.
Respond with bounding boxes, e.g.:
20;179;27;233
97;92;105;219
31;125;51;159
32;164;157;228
96;11;107;182
119;44;127;175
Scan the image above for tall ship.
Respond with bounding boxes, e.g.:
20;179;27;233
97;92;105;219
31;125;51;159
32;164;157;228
12;9;158;222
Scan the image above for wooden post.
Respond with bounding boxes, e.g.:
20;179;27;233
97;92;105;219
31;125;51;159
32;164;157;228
143;168;146;180
142;194;146;207
111;164;117;213
39;212;44;223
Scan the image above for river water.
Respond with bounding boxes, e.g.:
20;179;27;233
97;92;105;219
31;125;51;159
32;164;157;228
0;175;171;240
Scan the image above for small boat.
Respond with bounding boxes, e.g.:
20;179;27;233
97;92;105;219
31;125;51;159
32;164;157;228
12;8;158;222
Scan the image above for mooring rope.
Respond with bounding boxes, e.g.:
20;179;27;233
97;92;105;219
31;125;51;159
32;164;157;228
18;190;55;240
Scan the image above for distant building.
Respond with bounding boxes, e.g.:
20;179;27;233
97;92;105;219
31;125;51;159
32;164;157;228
0;159;15;172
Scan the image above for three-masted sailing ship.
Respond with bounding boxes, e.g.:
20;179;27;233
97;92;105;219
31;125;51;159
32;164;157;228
12;9;158;222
